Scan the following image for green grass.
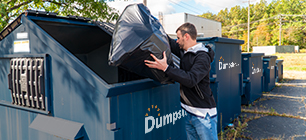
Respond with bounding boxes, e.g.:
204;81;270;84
273;53;306;71
284;67;306;71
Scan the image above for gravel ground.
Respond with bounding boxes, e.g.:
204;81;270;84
237;71;306;139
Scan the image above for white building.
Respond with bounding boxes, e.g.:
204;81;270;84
160;13;222;38
252;45;299;55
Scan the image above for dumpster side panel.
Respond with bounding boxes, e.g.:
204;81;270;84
269;59;276;91
214;42;231;130
279;61;283;81
0;58;11;102
241;54;264;104
110;83;187;140
241;56;250;80
0;16;115;140
263;56;277;92
249;56;263;102
227;42;241;121
0;24;40;140
25;22;115;139
0;106;37;140
197;37;243;132
263;61;270;92
214;42;241;129
241;55;251;104
267;58;276;91
276;60;284;82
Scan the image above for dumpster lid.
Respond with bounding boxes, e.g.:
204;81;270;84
276;59;284;63
263;56;278;59
197;37;245;44
0;10;102;41
0;13;22;41
242;53;264;57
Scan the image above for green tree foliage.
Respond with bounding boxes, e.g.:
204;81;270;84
199;0;306;51
0;0;119;31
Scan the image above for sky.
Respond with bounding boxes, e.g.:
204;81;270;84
106;0;273;18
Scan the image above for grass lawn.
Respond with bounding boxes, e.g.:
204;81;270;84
273;53;306;71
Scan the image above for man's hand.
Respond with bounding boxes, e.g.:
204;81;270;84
144;51;168;72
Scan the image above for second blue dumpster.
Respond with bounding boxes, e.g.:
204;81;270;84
197;37;244;132
241;53;264;104
263;56;278;92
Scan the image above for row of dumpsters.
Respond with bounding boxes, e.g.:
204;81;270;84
0;11;283;140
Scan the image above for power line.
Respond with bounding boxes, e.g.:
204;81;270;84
178;1;205;14
222;14;306;29
222;22;276;33
167;0;202;15
169;0;230;14
222;16;278;29
281;14;306;17
222;18;306;34
189;1;228;9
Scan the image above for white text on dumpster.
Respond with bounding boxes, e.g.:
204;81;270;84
145;109;187;134
218;56;239;70
251;63;262;74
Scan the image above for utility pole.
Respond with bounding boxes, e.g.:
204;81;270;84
243;0;254;52
247;0;250;52
279;14;282;46
143;0;147;6
158;12;163;26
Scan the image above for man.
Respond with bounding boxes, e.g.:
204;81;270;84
144;23;218;140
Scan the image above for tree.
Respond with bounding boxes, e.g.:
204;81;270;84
0;0;119;31
198;12;217;21
199;0;306;50
252;22;271;46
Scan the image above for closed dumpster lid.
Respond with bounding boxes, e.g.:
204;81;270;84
263;56;278;59
276;59;284;63
197;37;244;44
242;53;264;57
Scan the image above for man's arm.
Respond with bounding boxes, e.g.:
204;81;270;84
145;51;211;88
164;52;210;88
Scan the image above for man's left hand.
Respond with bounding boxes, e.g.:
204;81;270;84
144;51;168;72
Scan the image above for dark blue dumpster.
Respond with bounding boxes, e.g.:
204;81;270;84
0;11;186;140
262;56;278;92
276;60;284;82
241;53;264;104
197;37;244;132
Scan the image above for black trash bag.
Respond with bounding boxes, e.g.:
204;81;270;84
109;3;174;84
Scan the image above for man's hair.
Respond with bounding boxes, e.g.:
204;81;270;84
176;22;197;40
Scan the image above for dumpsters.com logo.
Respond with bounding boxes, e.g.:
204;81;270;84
219;56;239;70
145;105;186;134
252;62;262;74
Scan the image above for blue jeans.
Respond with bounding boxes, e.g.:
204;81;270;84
185;111;218;140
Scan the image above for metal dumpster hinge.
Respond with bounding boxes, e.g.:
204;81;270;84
107;122;117;131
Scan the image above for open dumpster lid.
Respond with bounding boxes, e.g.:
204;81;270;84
0;10;165;98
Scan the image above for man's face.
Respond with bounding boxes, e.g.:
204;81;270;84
176;30;185;50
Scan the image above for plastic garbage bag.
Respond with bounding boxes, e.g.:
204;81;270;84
109;3;174;84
